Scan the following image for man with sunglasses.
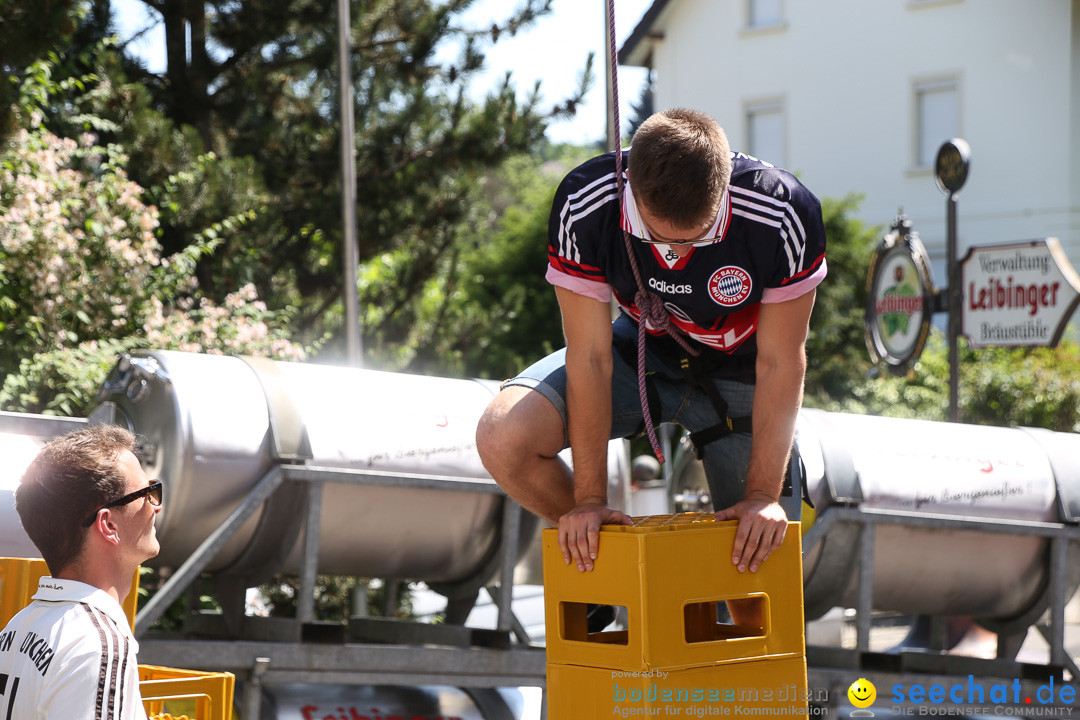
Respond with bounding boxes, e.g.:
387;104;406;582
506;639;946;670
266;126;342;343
0;424;162;719
477;108;826;597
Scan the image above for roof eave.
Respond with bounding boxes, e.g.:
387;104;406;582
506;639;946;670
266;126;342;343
618;0;671;67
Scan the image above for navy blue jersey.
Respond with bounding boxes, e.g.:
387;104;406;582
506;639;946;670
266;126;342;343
547;150;827;380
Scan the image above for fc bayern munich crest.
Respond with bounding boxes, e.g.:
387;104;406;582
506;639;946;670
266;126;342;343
708;266;752;306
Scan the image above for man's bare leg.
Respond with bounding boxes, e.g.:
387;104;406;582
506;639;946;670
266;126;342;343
476;386;574;525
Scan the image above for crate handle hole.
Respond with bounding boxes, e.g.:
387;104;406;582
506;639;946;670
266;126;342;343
684;596;766;643
560;602;628;645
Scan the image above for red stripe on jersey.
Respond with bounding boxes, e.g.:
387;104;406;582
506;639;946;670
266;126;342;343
618;299;759;353
777;250;826;286
548;254;606;282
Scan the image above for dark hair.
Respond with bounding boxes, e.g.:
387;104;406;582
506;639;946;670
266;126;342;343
628;108;732;229
15;424;136;574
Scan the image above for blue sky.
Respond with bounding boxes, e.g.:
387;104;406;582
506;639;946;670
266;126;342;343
109;0;654;145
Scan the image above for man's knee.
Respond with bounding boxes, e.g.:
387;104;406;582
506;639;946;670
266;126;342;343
475;386;563;474
476;395;513;468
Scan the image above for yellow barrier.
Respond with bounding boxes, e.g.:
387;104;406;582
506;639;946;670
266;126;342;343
139;665;236;720
543;514;808;719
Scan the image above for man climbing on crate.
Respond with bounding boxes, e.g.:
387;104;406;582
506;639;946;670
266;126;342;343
476;108;825;604
0;424;163;720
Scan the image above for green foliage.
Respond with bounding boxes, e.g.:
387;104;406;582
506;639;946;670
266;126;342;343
137;569;220;633
824;331;1080;432
821;332;952;420
258;575;414;622
802;194;881;407
0;338;139;418
66;0;591;359
363;144;594;376
0;112;161;373
0;54;312;416
958;337;1080;431
0;0;84;138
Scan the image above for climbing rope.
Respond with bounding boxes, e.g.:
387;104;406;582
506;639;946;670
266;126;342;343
606;0;699;463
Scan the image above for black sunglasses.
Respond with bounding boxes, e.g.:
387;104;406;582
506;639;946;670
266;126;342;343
83;481;163;527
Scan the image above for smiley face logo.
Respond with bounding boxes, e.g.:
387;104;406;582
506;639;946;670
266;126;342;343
848;678;877;708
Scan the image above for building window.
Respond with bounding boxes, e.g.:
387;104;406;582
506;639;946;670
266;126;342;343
915;79;958;168
746;101;785;167
747;0;783;28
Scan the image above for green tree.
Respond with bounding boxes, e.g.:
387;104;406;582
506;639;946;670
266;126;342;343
830;332;1080;432
0;0;84;138
802;194;881;407
70;0;590;360
0;58;310;416
364;143;596;376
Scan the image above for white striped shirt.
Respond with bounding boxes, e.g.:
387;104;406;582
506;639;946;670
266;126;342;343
0;578;146;720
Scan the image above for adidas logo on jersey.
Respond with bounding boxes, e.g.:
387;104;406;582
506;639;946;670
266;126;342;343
648;278;693;295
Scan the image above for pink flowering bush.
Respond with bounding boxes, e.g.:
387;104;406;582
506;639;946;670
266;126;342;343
0;106;309;416
0;116;160;356
141;286;306;361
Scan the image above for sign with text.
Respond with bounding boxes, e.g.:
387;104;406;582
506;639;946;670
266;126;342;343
961;239;1080;347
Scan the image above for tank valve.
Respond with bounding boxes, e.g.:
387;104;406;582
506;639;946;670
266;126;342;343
127;377;149;403
672;490;712;513
98;354;171;404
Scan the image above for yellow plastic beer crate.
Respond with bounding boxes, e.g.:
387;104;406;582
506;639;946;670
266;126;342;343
139;665;236;720
543;514;807;718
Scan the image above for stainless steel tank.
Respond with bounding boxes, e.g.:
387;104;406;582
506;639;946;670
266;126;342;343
668;408;1080;627
0;412;87;558
94;350;534;584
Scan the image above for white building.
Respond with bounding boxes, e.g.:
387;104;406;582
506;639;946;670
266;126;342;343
619;0;1080;283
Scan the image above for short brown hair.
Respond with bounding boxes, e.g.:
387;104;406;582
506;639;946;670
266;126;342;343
15;424;136;574
628;108;732;229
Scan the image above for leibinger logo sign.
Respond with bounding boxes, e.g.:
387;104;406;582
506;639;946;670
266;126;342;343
863;216;933;371
848;675;1077;716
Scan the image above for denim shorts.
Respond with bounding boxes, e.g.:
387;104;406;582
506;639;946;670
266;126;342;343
503;315;756;510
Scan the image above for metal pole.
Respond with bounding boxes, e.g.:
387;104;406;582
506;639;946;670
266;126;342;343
1048;535;1067;667
338;0;362;366
934;138;969;422
947;192;960;422
297;480;324;624
242;657;270;720
495;501;522;634
855;524;875;653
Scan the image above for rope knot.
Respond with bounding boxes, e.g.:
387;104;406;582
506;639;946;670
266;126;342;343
634;288;668;329
634;288;699;356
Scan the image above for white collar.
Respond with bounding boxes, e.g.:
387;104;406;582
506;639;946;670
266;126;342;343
620;179;730;247
32;576;135;637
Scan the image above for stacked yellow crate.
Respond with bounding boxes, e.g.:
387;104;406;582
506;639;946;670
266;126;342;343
542;514;808;718
140;665;235;720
